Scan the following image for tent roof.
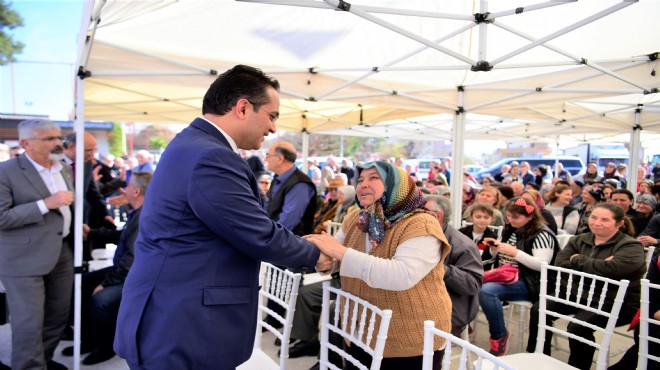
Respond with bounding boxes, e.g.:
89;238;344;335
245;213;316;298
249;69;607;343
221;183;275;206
81;0;660;142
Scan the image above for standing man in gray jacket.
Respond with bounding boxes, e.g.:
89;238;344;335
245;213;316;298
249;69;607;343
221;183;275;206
425;194;484;336
0;119;74;370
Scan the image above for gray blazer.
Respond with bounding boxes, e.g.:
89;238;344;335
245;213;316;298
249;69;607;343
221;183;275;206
0;154;74;276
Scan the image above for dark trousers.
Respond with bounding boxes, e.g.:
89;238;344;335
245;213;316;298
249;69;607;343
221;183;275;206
77;267;109;346
344;342;444;370
608;324;660;370
89;281;123;352
291;275;341;341
527;299;636;370
76;267;123;353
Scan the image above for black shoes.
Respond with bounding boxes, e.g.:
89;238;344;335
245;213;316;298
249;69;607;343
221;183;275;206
82;348;116;365
280;340;320;358
61;343;93;356
0;361;9;370
273;337;297;346
46;360;68;370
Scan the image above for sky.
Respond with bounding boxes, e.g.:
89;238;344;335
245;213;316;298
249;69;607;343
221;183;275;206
0;0;84;120
0;0;506;160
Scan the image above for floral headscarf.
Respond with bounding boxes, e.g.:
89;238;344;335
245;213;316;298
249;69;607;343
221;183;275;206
355;161;430;247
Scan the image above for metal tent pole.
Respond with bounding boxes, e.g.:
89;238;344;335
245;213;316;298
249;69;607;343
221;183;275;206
451;88;466;228
628;111;643;193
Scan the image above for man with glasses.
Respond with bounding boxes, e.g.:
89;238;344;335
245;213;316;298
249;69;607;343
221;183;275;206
264;142;316;237
0;119;74;370
115;65;327;369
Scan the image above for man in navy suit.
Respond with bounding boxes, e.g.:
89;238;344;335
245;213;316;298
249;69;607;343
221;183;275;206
115;65;328;369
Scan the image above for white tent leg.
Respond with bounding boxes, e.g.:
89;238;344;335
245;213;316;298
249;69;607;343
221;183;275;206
73;2;95;369
302;130;309;174
450;88;466;228
628;111;642;193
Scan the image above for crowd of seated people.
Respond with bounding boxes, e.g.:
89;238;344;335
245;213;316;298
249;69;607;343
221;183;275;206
10;149;658;369
280;157;660;369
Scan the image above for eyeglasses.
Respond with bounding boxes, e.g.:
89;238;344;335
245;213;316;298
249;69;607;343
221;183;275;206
259;181;270;185
247;100;279;123
265;153;280;158
29;136;63;142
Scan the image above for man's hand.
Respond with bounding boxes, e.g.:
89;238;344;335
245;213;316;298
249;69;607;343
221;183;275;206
108;193;128;207
82;224;90;241
92;284;104;295
43;191;74;209
638;235;657;246
92;165;102;182
304;232;348;260
104;215;115;225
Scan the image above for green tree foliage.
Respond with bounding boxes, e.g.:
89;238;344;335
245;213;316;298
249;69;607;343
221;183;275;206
149;137;167;151
0;0;24;65
107;122;124;157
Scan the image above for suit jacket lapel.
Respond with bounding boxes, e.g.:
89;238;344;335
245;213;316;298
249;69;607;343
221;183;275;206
61;163;74;191
17;154;52;200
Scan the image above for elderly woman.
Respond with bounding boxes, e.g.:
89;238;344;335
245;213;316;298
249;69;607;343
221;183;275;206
319;185;357;233
479;197;559;357
306;161;452;370
527;203;646;370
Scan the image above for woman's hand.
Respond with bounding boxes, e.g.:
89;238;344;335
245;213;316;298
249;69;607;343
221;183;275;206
496;243;518;257
304;232;348;261
483;237;499;254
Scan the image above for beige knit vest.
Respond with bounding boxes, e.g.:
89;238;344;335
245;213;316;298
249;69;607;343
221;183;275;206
340;210;453;357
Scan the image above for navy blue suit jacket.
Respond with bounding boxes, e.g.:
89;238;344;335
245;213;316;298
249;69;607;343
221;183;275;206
115;118;320;369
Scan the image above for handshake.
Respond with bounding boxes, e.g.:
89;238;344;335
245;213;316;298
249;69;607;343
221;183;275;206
304;232;346;273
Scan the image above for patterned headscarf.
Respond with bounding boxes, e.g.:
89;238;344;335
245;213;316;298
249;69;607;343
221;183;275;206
355;161;430;248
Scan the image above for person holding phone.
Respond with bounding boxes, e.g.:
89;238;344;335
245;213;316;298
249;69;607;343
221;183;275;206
478;197;559;357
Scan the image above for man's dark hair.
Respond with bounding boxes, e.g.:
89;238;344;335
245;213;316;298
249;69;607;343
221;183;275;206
273;144;296;163
651;184;660;196
202;65;280;116
63;132;77;148
612;188;634;201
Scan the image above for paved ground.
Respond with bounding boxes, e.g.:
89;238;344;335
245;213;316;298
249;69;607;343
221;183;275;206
0;306;633;369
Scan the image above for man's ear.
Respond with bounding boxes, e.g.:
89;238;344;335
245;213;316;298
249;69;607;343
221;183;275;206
436;211;444;225
236;98;249;119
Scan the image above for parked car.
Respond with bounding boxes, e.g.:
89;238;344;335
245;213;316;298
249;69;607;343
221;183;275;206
403;157;447;181
475;156;585;180
464;165;484;176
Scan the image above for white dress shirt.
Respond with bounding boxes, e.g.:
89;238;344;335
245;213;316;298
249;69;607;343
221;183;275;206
25;154;72;238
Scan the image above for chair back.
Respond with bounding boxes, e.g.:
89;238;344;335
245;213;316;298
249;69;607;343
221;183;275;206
638;278;660;370
255;263;301;368
489;225;504;241
326;221;342;236
422;321;514;370
556;234;572;250
461;221;503;241
319;282;393;370
645;246;656;267
535;262;630;370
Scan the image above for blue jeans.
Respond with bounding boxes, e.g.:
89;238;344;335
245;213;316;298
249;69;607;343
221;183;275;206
478;280;529;339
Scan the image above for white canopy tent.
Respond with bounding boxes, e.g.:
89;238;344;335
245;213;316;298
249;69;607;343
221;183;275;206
69;1;659;367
